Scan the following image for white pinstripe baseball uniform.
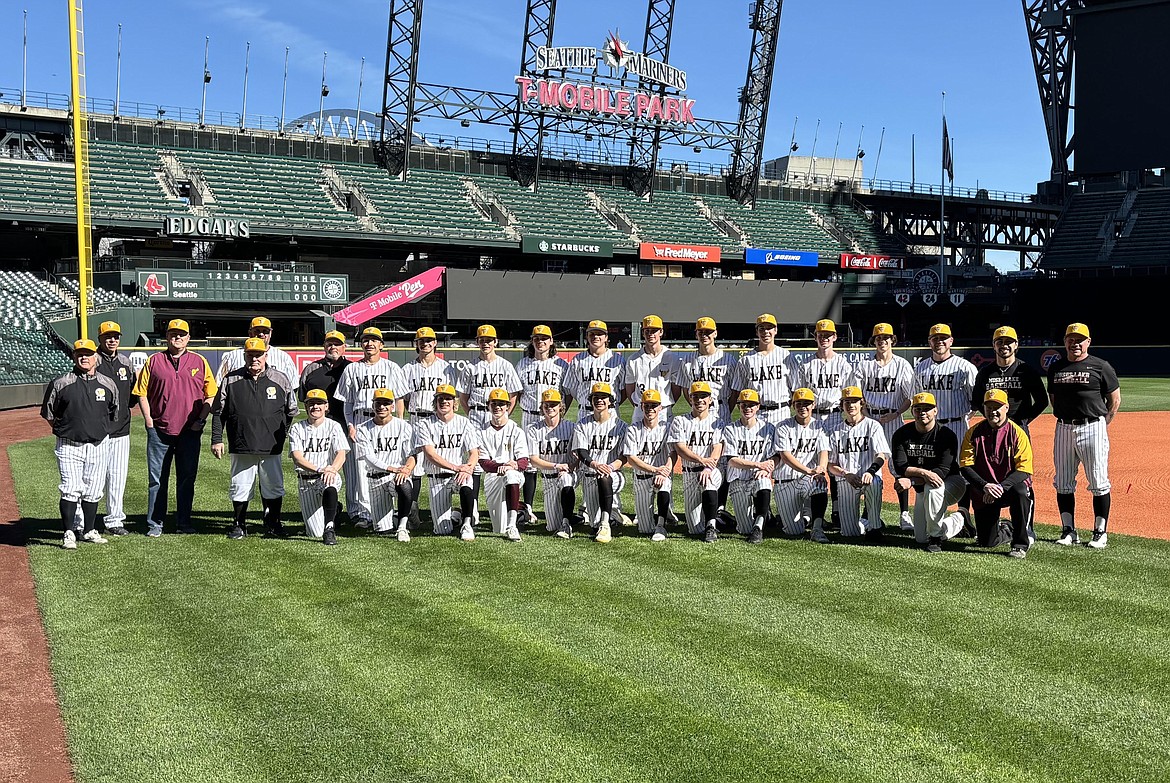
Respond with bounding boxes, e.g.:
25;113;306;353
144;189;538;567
218;345;300;390
516;355;569;429
73;350;137;532
678;349;738;422
527;419;576;532
415;414;480;535
570;414;628;527
827;417;891;537
799;353;854;433
563;349;626;420
333;358;407;521
772;418;829;535
625;349;683;424
287;418;349;538
478;419;529;534
722;418;776;535
1048;355;1118;498
621;419;674;534
853;354;915;450
913;355;978;442
729;346;801;424
666;412;724;533
401;357;456;477
457;356;523;427
355;418;415;533
42;372;118;512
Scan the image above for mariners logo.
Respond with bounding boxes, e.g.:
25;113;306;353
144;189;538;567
95;388;107;401
266;386;278;400
601;31;631;70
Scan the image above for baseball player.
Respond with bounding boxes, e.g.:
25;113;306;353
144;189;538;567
414;383;481;540
355;388;416;541
667;381;725;543
563;320;626;419
211;338;298;540
729;313;802;425
960;389;1035;558
526;389;577;539
288;389;349;545
570;382;629;543
621;389;674;542
825;386;891;542
299;330;354;520
772;388;830;539
914;323;978;518
799;318;854;529
624;315;683;425
721;389;776;544
73;320;138;536
41;339;118;549
853;323;916;530
971;326;1049;436
216;316;300;390
333;326;406;527
516;324;569;522
1047;322;1121;549
400;327;457;527
478;388;530;541
890;392;969;553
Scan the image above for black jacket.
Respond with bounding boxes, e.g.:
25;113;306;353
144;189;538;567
211;367;297;455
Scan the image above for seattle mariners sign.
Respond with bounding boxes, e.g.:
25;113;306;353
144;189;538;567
522;235;614;258
745;248;819;267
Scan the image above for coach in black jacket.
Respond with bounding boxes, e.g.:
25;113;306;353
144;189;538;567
211;338;298;539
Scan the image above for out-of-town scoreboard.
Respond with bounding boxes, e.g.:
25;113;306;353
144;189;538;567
135;269;349;304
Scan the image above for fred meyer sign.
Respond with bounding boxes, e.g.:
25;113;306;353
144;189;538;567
522;236;614;258
164;215;251;239
639;243;721;263
745;248;819;267
840;253;904;270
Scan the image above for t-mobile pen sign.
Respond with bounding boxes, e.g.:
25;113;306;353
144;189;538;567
333;266;446;327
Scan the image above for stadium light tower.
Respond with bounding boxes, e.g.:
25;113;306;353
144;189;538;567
318;51;329;138
200;36;211;127
727;0;784;205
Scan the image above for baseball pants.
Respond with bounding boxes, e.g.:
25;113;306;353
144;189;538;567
73;433;129;531
298;472;341;538
835;476;883;537
632;472;673;534
56;437;110;504
229;454;285;502
774;476;827;536
427;473;475;535
580;470;628;527
348;410;376;521
539;470;577;532
681;466;723;534
483;469;524;534
370;473;413;533
911;474;967;544
729;476;774;535
1053;419;1111;495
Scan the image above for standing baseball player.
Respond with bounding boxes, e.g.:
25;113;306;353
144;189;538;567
667;381;725;543
216;316;300;391
570;382;629;543
890;392;969;553
825;386;891;542
478;388;530;541
721;389;776;544
799;318;854;529
852;323;915;531
41;339;118;549
960;389;1035;558
212;338;298;540
288;389;349;545
563;320;626;419
355;388;416;541
400;327;456;527
333;326;406;527
526;389;577;539
516;325;569;523
729;313;802;425
415;383;481;540
772;388;830;539
971;326;1049;436
621;389;674;542
914;323;978;519
299;330;353;518
1047;322;1120;549
624;315;683;425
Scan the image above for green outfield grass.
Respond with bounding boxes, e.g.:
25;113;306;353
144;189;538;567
1118;377;1170;412
13;430;1170;783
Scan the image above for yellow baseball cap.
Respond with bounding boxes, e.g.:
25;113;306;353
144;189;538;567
487;388;510;404
324;330;346;344
689;381;713;396
993;326;1018;342
250;317;272;330
791;387;816;403
929;323;952;338
373;388;395;402
305;389;329;403
641;315;663;330
911;392;937;408
476;324;497;339
590;382;615;399
841;386;864;400
695;317;717;331
541;389;563;404
1065;322;1090;339
641;389;663;405
587;320;608;333
73;338;97;353
166;319;189;334
756;313;777;327
361;327;384;341
98;320;121;336
815;319;836;334
872;323;894;339
983;389;1009;407
435;384;457;399
737;389;761;404
243;338;267;353
531;324;552;338
416;327;436;340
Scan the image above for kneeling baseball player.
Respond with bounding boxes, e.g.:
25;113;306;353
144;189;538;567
355;388;417;541
722;389;776;544
415;384;481;540
288;389;349;545
526;389;577;539
622;389;674;542
825;386;890;542
773;388;831;540
571;382;628;543
479;388;530;541
667;381;725;543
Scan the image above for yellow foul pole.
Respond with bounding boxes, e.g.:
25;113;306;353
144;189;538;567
67;0;92;339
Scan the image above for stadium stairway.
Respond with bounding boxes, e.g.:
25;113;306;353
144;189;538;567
470;175;634;247
1040;191;1126;269
1108;189;1170;266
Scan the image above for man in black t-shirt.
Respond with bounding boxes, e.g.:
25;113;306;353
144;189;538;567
1046;323;1121;549
971;325;1048;436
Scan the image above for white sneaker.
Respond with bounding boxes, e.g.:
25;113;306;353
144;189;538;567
1056;528;1079;546
1087;531;1108;549
505;524;521;542
62;530;77;550
650;526;667;543
618;511;634;527
459;522;475;542
555;520;572;539
397;527;411;543
900;510;914;531
82;529;108;544
595;522;613;543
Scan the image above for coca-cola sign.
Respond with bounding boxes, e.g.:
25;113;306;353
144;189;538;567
839;253;905;270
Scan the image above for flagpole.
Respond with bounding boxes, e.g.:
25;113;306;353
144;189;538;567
940;91;947;293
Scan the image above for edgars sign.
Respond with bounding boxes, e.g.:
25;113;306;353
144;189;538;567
164;215;251;239
745;248;819;267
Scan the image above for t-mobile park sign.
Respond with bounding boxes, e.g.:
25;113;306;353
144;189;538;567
516;32;695;125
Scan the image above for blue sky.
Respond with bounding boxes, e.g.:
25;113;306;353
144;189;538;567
1;0;1052;194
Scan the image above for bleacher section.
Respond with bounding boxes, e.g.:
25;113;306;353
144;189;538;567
1109;189;1170;266
89;142;190;221
58;276;146;309
0;159;75;218
1040;192;1125;269
0;324;73;386
596;188;738;252
818;202;905;256
713;198;844;257
337;166;505;241
0;270;71;329
472;175;631;246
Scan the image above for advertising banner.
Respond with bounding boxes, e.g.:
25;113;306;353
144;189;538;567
839;253;905;270
745;248;819;267
333;266;446;327
522;236;614;257
638;243;721;263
